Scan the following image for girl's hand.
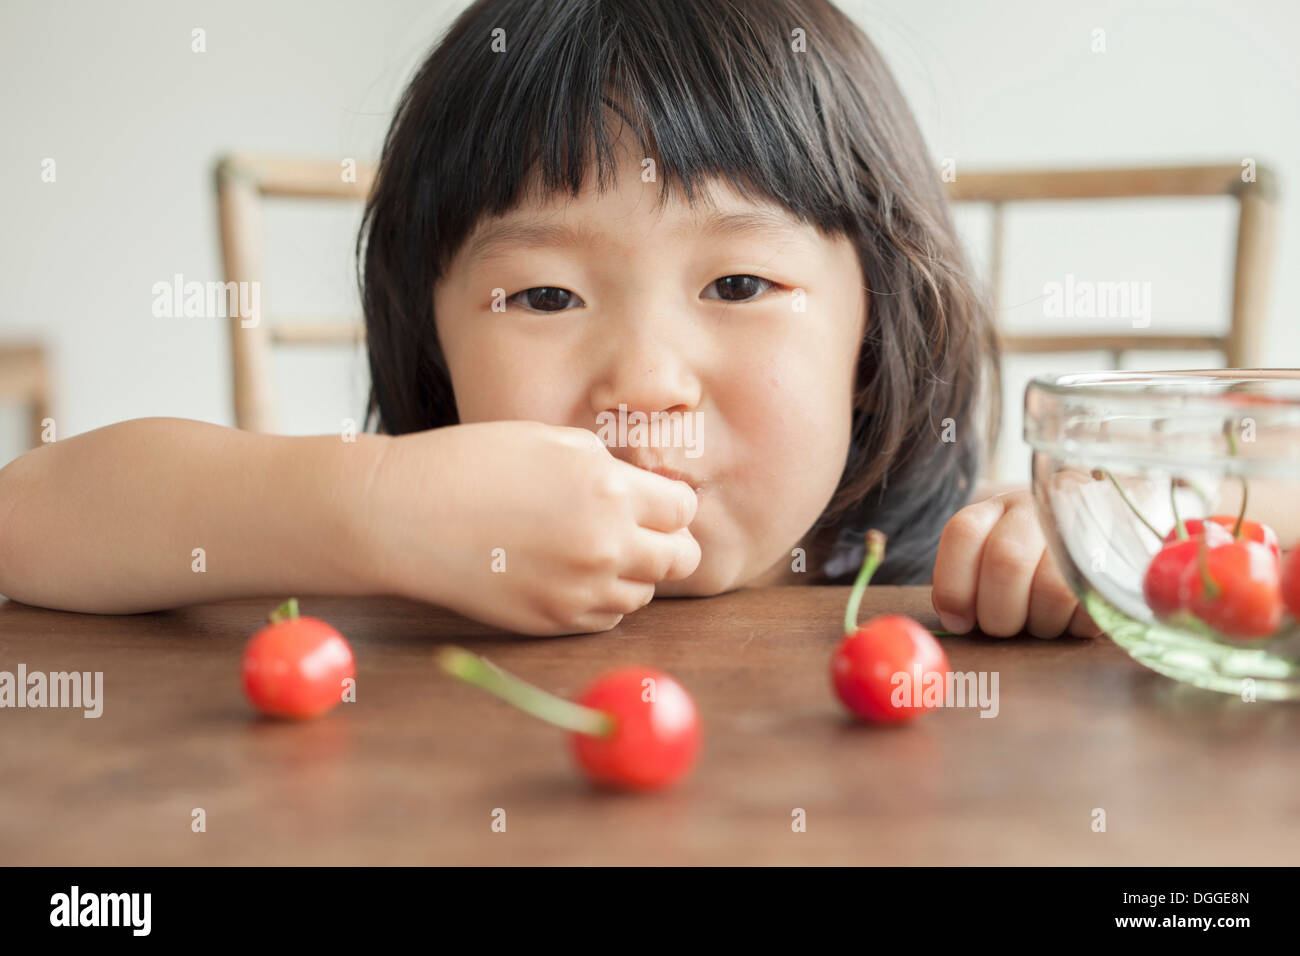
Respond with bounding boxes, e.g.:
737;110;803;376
356;421;701;636
931;489;1102;638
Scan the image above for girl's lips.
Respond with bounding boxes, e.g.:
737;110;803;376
644;465;704;494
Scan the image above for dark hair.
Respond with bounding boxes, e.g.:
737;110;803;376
357;0;1001;584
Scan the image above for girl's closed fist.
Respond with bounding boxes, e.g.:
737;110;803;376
931;490;1102;639
356;420;701;636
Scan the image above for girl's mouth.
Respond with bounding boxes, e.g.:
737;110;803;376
642;464;704;494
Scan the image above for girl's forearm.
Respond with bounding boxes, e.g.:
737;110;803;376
0;417;388;612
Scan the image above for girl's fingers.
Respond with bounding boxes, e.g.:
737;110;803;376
1067;603;1105;639
592;579;657;615
1025;549;1078;638
565;612;626;635
974;503;1044;637
622;526;701;583
617;462;700;532
931;497;1006;633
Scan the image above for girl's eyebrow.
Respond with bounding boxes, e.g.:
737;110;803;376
466;209;807;262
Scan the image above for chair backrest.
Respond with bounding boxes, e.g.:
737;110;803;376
0;343;51;453
945;163;1278;368
947;163;1278;485
215;153;376;433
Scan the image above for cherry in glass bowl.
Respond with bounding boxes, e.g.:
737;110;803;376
1025;369;1300;699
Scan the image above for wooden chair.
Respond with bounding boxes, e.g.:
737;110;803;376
948;163;1278;489
0;343;52;451
945;163;1278;368
215;154;376;433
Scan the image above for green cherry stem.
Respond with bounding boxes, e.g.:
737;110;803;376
844;530;886;635
1232;474;1249;539
842;529;954;638
1223;417;1248;539
1170;479;1188;541
437;645;614;738
1196;529;1220;600
269;598;299;625
1094;469;1162;540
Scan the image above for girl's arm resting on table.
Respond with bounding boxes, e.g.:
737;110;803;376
0;417;389;613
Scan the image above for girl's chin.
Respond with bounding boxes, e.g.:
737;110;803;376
652;551;746;598
654;577;736;598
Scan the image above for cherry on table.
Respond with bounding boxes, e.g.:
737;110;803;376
438;648;701;792
570;667;700;791
241;598;356;719
832;530;949;724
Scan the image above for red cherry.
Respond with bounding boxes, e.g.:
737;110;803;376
438;648;701;792
242;599;356;719
1166;516;1280;563
1160;516;1225;545
1102;467;1283;632
1145;539;1205;618
832;615;950;723
833;530;949;724
1234;520;1280;562
570;668;701;791
1145;522;1233;618
1179;540;1283;639
1282;550;1300;620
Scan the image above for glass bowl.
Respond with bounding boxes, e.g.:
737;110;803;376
1024;369;1300;699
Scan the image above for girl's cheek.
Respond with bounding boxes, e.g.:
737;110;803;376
450;353;571;424
726;356;847;453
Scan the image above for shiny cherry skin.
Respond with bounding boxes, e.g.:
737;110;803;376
832;614;950;724
242;611;355;719
1179;540;1283;639
569;668;701;791
1165;516;1280;563
1145;521;1234;617
1282;549;1300;620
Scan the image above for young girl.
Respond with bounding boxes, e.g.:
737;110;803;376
0;0;1099;640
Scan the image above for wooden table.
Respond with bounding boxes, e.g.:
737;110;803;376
2;586;1296;866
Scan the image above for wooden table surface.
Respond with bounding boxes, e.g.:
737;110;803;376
2;586;1297;866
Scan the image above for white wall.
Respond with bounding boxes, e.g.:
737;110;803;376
3;0;1297;482
862;0;1300;479
0;0;463;463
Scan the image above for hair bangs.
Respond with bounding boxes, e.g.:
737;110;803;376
418;0;862;279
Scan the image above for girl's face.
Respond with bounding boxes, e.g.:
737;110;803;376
434;128;867;595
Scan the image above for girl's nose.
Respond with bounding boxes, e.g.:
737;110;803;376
587;327;702;421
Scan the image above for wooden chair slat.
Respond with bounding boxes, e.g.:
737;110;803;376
270;323;365;346
946;163;1277;481
946;164;1272;202
999;334;1226;354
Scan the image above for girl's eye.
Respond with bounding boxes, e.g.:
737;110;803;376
703;274;773;302
505;276;774;312
508;286;584;313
